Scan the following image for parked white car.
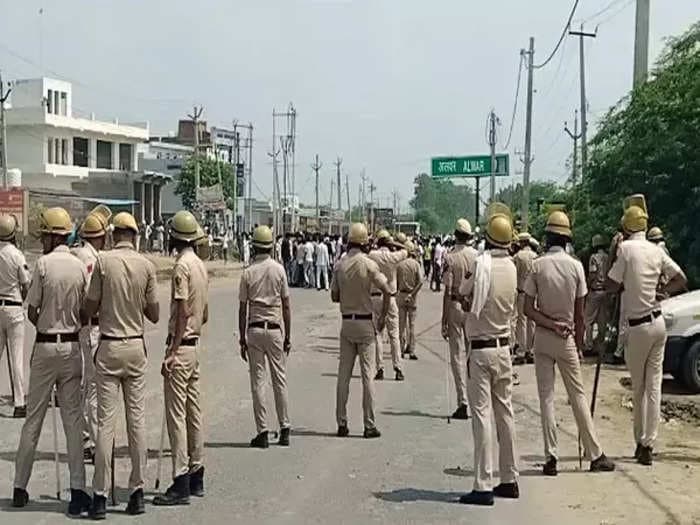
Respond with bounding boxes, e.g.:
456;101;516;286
661;290;700;393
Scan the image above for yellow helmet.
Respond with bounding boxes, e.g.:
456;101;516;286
486;202;512;221
621;205;648;234
0;214;18;241
39;207;73;236
545;210;572;238
591;234;606;248
348;223;369;245
375;229;391;242
252;225;274;248
112;212;139;234
647;226;663;242
485;213;513;249
395;232;408;245
169;210;201;242
404;240;415;254
455;218;473;236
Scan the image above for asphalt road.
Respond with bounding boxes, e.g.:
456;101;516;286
0;276;699;524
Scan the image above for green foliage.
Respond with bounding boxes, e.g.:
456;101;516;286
175;155;237;210
409;173;476;234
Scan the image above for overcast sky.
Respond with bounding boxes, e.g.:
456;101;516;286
1;0;698;210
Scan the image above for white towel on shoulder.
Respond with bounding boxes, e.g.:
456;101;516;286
470;251;492;318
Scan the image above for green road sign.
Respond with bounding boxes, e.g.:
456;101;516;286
431;154;509;178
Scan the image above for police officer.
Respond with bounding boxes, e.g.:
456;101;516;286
457;211;518;506
238;225;292;449
153;211;209;505
513;232;536;364
12;207;91;516
396;240;422;360
647;226;669;255
368;229;407;381
332;223;392;438
524;211;615;477
585;234;609;354
607;202;686;466
83;212;159;519
441;218;478;420
0;214;30;418
71;206;111;462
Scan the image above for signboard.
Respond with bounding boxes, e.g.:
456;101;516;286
0;189;27;233
431;154;509;178
373;207;394;229
196;183;227;210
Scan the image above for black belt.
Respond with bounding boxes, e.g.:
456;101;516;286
101;334;144;341
400;290;413;294
0;299;22;307
450;294;460;301
89;317;99;325
180;337;199;346
371;292;382;297
629;310;661;327
590;287;605;292
471;337;510;350
248;321;281;330
342;313;373;320
517;289;525;294
36;332;80;343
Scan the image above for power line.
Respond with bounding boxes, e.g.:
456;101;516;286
534;0;580;69
503;52;525;149
576;0;628;24
596;0;635;27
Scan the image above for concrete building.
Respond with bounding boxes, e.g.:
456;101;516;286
4;77;169;222
138;140;193;218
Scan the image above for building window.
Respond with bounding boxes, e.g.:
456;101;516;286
73;137;89;167
47;89;53;114
54;91;60;117
62;139;69;165
60;92;67;116
96;140;113;169
47;137;53;163
119;143;132;171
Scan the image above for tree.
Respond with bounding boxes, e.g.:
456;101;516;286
175;155;237;211
409;173;476;234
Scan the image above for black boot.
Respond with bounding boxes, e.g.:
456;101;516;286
493;482;519;499
189;466;205;497
68;489;91;517
634;443;642;460
590;453;616;472
363;427;381;439
250;431;269;449
12;487;28;508
84;446;95;464
13;406;26;418
337;425;349;437
543;456;558;476
374;368;384;381
525;351;534;364
637;446;653;466
153;474;191;506
451;404;470;420
459;490;494;506
279;427;291;446
395;368;405;381
90;494;107;520
125;488;145;515
408;353;418;360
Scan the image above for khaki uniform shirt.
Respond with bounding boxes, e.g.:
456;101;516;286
513;246;536;292
169;247;209;338
461;250;517;340
443;243;478;297
396;257;422;293
368;246;407;294
607;231;683;321
27;245;88;334
0;241;30;302
331;248;388;315
588;250;608;291
71;242;99;278
239;254;289;325
87;241;158;338
524;246;587;326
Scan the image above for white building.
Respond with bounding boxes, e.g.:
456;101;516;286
4;77;169;222
137;140;193;217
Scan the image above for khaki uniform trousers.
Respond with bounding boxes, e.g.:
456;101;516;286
247;327;290;434
534;328;603;461
14;340;85;490
80;324;100;447
467;343;518;492
92;339;147;496
0;306;26;407
447;301;469;407
372;296;401;371
336;320;376;429
625;316;666;448
515;292;535;355
397;292;416;355
585;290;609;351
164;344;204;478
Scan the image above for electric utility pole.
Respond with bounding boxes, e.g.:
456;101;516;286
569;24;596;181
564;109;582;183
334;157;342;211
187;105;204;191
0;71;11;188
633;0;650;88
521;40;534;230
312;154;322;229
369;182;376;232
345;174;351;219
488;109;498;201
268;149;281;236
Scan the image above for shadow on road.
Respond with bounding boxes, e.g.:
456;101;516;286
0;495;64;514
321;373;360;379
204;442;252;449
0;447;166;464
292;427;363;439
443;467;546;478
373;488;462;504
381;410;448;421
